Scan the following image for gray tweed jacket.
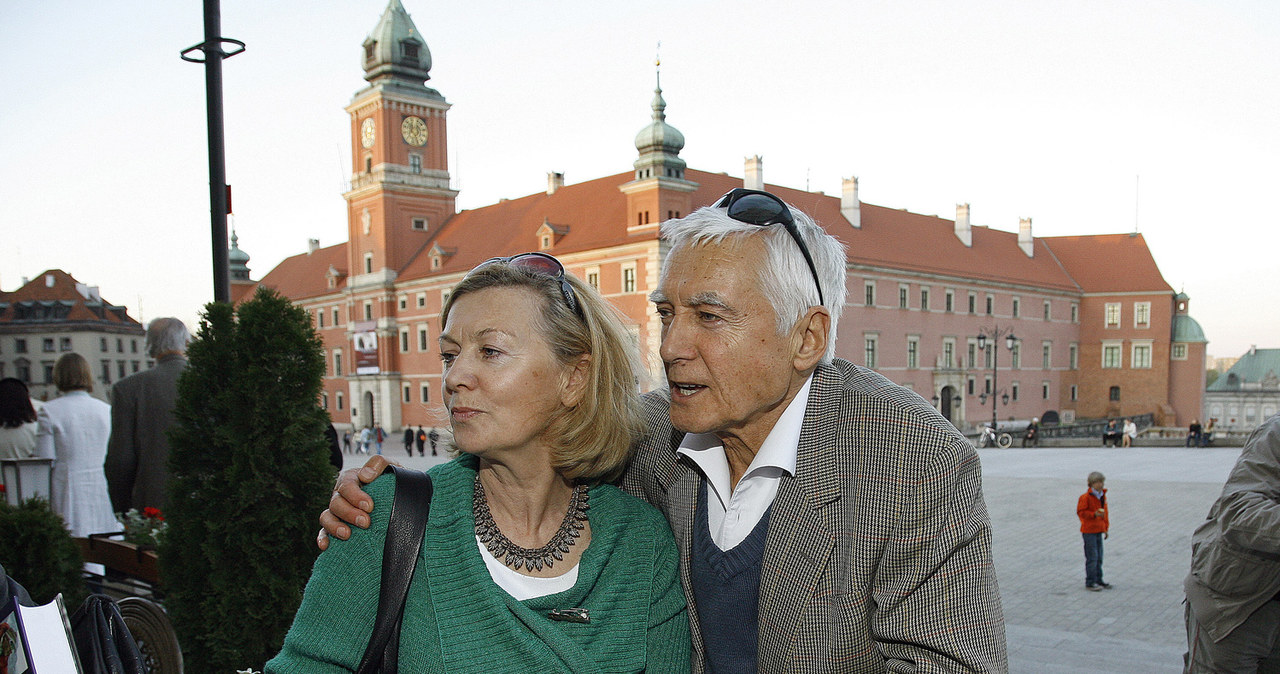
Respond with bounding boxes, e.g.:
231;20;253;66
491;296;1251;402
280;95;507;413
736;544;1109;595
105;354;187;513
622;359;1008;673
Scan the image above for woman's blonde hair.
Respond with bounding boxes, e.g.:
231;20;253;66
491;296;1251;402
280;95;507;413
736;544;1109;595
440;259;644;483
53;352;93;393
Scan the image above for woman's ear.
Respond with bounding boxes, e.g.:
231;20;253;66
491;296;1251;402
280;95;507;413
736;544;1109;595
561;355;591;408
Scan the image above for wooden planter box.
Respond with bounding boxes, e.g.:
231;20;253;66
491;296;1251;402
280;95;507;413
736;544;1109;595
75;536;161;586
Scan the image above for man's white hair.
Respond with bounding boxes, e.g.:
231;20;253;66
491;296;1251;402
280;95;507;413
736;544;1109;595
146;317;190;358
659;202;847;362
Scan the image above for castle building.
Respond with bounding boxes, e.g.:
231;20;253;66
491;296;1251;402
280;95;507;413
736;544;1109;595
0;270;146;402
249;0;1207;432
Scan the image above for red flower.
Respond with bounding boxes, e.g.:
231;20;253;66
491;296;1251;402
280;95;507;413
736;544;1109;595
143;507;164;521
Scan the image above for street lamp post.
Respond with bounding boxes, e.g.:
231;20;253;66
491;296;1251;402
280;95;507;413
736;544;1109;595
976;327;1018;430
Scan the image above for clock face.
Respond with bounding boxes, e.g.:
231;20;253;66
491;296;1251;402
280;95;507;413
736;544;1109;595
360;118;376;148
401;116;428;146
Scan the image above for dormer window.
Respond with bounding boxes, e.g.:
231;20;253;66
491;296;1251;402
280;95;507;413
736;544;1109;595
364;41;376;60
401;41;419;60
541;235;551;250
412;218;427;231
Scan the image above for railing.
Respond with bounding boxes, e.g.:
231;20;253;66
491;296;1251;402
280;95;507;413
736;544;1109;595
1038;413;1155;439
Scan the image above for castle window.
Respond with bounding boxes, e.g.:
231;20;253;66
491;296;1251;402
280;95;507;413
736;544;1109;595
402;42;419;60
337;391;344;410
921;288;930;310
1102;342;1122;369
409;154;422;174
421;384;430;402
1012;297;1020;317
412;217;426;231
541;235;551;250
1172;343;1187;360
1132;342;1152;369
364;42;375;60
622;265;637;293
403;384;411;403
365;156;372;173
1134;301;1151;328
586;267;600;290
1109;386;1121;401
1106;303;1120;327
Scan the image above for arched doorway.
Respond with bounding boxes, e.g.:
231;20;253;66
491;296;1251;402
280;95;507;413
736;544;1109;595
362;391;375;429
940;385;957;422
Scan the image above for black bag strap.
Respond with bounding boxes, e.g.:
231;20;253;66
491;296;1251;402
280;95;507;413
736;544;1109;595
356;466;433;674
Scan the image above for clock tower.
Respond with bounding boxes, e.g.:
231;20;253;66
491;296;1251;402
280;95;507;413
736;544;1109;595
344;0;457;278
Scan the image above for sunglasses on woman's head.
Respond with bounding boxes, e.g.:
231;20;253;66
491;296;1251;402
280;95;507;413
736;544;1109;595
468;252;581;316
714;188;825;306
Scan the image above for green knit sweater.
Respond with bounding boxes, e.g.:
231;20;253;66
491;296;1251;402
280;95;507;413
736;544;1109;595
267;456;690;673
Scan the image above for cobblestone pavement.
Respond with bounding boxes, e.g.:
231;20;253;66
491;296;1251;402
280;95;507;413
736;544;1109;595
343;442;1245;673
981;446;1242;673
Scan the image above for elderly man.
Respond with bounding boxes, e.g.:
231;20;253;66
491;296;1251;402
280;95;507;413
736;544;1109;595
322;189;1007;671
105;317;189;512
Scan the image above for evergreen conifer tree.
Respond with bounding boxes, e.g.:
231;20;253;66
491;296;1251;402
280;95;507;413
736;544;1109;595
160;288;332;673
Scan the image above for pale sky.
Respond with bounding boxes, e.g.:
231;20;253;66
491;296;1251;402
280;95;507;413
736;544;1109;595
2;0;1276;359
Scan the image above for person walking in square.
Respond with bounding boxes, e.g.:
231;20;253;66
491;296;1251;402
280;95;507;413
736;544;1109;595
342;429;352;454
428;427;439;456
1077;471;1111;591
402;426;414;456
415;425;426;456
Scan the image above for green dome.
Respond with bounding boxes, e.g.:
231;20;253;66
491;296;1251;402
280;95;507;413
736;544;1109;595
1172;314;1206;343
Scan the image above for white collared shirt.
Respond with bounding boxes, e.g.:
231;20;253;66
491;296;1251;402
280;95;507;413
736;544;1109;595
676;375;813;551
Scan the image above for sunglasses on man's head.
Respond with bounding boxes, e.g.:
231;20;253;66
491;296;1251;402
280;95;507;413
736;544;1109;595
714;188;825;306
467;252;581;316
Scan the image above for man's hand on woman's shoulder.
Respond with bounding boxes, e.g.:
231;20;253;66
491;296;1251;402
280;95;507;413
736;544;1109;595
316;454;392;551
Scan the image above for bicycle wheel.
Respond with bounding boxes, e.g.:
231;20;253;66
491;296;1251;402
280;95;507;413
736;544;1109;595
996;433;1013;449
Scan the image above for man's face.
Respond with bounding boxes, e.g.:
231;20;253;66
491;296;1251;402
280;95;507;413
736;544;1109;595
652;238;803;451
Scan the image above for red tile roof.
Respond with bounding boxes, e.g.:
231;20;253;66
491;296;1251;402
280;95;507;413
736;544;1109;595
0;270;141;327
255;242;349;300
253;168;1168;300
1038;233;1172;293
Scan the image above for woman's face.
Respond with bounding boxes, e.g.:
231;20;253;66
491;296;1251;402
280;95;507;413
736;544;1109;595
439;286;578;461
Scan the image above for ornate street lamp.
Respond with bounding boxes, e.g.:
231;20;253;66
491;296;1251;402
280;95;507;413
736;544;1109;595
975;327;1019;431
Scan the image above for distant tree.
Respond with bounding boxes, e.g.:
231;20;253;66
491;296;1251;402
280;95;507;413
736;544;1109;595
160;288;332;673
1206;369;1221;388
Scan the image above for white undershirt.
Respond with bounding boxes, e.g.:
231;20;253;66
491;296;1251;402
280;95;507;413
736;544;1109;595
476;536;579;600
676;374;812;551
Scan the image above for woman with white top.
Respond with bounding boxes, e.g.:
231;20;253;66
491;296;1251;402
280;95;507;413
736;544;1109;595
35;353;121;537
0;377;40;460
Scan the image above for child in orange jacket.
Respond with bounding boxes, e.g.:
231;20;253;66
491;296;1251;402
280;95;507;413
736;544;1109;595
1077;471;1111;591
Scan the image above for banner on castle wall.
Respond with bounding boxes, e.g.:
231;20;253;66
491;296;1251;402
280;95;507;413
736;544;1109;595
354;321;380;375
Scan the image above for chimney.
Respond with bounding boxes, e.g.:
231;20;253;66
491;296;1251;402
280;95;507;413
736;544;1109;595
1018;217;1034;257
744;156;764;191
841;177;861;228
547;171;564;195
307;238;320;254
955;204;972;247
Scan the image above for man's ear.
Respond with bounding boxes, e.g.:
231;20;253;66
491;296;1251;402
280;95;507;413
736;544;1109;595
561;354;591;408
791;306;830;372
